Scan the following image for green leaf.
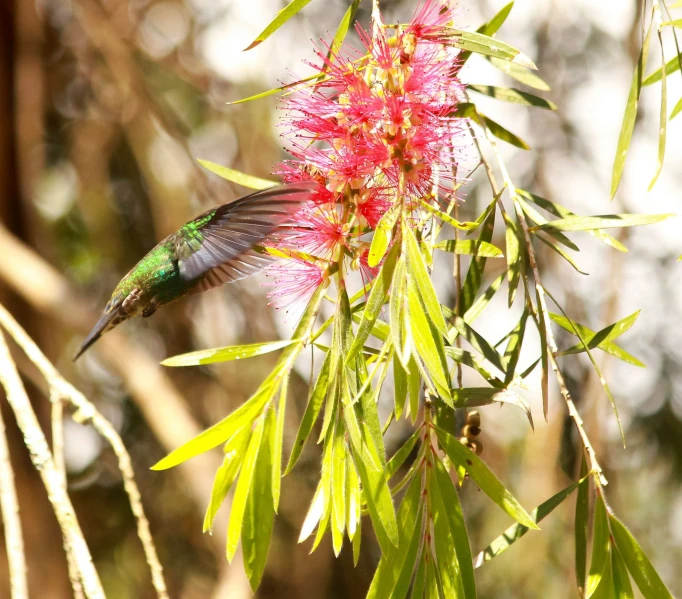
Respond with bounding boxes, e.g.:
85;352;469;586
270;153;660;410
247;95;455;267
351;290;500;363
242;409;275;589
393;354;409;420
642;51;682;86
331;419;347;556
404;223;448;335
244;0;313;51
329;0;361;55
434;239;504;258
460;199;498;315
227;74;319;105
446;29;537;69
152;375;277;470
202;427;251;533
366;474;423;599
458;103;530;149
418;194;496;232
503;211;522;307
197;159;276;190
649;32;667;191
391;258;411;367
227;415;265;561
575;457;590;594
412;555;427;599
451;315;508;375
433;459;477;597
369;205;399;267
162;339;295;367
611;18;652;198
535;213;673;232
503;309;528;385
611;548;635;599
408;355;421;423
671;96;682;120
435;425;538;529
547;296;625;445
488;56;550;90
662;19;682;27
347;241;400;364
387;428;421;479
272;381;288;512
462;273;505;325
468;84;556;109
554;311;645;367
516;195;581;251
475;474;588;567
517;189;627;252
609;513;674;599
407;276;452;403
457;1;514;66
586;493;610;598
537;234;588;275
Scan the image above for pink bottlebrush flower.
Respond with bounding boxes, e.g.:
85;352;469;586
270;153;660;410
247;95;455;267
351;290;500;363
266;257;328;312
266;0;466;308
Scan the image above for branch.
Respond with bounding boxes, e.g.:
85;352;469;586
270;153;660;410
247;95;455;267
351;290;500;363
0;303;170;598
0;328;105;599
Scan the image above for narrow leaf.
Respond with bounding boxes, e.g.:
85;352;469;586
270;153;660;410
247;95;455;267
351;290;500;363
435;425;538;529
369;205;399;267
162;339;295;367
611;548;635;599
197;159;276;190
649;32;667;191
488;56;550;90
468;84;556;109
435;239;504;257
446;29;537;69
586;493;609;598
611;19;653;198
244;0;313;51
457;1;514;66
536;213;673;232
575;456;590;594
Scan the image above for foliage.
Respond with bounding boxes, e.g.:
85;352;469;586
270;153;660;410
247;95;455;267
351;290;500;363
152;2;676;597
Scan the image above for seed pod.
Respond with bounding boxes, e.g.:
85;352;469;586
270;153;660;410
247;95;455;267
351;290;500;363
462;424;481;440
466;410;481;428
459;436;469;446
469;440;484;456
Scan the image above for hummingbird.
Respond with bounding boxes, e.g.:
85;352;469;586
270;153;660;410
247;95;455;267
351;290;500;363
74;182;316;360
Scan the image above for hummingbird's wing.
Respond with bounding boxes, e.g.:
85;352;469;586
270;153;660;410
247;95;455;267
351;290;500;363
172;182;316;292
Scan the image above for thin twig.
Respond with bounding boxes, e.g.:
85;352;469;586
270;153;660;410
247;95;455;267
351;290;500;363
0;303;170;599
0;396;28;599
0;327;105;599
469;119;607;485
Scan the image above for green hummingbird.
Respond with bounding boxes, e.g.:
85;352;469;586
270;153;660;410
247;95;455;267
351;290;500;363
74;182;316;360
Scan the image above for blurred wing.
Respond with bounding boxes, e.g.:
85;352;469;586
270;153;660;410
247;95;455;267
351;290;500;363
172;182;315;292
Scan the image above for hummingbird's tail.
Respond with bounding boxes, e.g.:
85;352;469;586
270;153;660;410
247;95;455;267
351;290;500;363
73;309;119;361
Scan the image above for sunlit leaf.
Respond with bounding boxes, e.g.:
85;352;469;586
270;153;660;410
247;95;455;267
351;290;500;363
433;459;477;597
391;258;411;367
369;205;399;267
435;426;538;529
671;96;682;119
366;474;423;599
435;239;504;257
227;415;265;561
226;74;320;105
503;309;528;385
152;375;278;470
535;213;672;232
462;273;505;325
575;457;590;594
457;1;514;67
642;51;682;86
331;419;347;556
537;235;588;275
272;381;287;510
611;547;635;599
458;103;530;149
393;354;409;420
329;0;361;55
503;211;522;307
244;0;313;51
611;18;652;198
450;315;509;375
418;193;496;231
517;189;627;252
553;310;645;367
609;513;675;599
586;493;610;598
649;31;667;191
347;241;400;364
387;428;421;479
488;56;550;90
202;427;250;533
162;339;295;367
468;84;556;109
197;159;277;190
242;409;276;589
475;474;588;567
446;29;537;69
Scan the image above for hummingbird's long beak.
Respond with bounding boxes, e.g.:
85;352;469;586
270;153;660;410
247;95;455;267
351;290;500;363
73;309;119;361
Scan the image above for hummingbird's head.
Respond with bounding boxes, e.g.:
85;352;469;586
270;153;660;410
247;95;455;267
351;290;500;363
73;291;127;361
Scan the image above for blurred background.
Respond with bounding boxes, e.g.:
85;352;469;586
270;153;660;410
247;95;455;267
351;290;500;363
0;0;681;597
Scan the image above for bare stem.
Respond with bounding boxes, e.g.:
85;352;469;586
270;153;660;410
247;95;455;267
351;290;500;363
0;395;28;599
0;303;169;598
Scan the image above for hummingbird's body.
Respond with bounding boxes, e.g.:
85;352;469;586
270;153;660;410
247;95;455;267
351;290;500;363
75;182;315;359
